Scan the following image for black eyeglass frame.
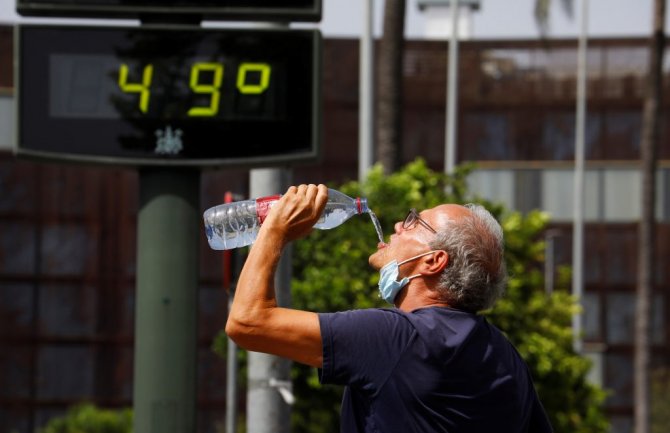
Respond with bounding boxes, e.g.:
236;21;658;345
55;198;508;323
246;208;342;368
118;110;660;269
402;208;437;234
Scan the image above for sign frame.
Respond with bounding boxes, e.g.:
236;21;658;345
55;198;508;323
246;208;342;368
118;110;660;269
16;0;322;22
14;24;322;168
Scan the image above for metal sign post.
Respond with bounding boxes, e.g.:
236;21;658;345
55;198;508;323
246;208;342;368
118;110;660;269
134;168;200;433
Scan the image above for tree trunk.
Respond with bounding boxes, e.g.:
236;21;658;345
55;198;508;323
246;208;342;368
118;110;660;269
376;0;405;174
636;1;665;433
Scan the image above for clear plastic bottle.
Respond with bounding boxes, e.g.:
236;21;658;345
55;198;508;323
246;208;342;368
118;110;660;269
203;189;370;250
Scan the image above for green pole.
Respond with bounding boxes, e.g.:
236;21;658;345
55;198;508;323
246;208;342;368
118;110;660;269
133;168;200;433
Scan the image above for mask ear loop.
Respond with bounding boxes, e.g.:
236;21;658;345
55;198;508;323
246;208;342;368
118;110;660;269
397;250;440;281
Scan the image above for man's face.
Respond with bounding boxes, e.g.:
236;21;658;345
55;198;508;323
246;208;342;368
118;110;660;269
368;207;440;270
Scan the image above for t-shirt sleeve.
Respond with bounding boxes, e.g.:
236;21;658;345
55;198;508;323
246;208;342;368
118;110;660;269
318;309;415;393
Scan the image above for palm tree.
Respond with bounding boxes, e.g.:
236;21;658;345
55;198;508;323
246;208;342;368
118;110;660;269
636;2;665;433
376;0;405;174
534;0;574;34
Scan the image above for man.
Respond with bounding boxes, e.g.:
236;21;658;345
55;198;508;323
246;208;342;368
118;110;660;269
226;184;553;433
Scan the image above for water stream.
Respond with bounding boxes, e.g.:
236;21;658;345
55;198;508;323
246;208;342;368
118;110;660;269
368;210;385;244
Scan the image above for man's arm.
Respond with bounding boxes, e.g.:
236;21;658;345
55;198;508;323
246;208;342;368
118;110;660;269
225;184;328;368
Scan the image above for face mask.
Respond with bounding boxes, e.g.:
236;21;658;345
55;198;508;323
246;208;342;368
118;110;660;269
378;251;438;305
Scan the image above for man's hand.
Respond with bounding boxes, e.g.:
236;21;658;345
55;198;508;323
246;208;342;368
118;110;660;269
262;184;329;245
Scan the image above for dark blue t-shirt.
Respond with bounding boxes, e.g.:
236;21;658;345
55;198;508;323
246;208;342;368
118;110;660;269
318;307;553;433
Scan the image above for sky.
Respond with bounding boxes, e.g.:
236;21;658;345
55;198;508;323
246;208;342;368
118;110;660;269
320;0;665;39
0;0;666;39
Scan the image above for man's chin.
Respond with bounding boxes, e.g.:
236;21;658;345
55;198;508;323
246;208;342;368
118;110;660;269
368;246;387;269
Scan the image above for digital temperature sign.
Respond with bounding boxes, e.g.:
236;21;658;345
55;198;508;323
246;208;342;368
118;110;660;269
16;25;321;166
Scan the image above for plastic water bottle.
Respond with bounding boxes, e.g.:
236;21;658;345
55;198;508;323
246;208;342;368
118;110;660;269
203;188;370;250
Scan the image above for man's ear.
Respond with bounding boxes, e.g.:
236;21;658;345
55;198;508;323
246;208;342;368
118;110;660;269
422;250;448;275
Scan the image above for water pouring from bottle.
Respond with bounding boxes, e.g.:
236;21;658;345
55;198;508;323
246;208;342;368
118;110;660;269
367;210;385;246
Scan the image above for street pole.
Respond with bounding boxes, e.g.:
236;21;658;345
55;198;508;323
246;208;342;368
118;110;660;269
359;0;375;182
247;167;294;433
445;0;460;175
572;0;589;354
224;193;240;433
133;168;200;433
226;287;239;433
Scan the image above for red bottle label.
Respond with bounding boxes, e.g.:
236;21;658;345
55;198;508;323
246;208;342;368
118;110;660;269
256;195;281;224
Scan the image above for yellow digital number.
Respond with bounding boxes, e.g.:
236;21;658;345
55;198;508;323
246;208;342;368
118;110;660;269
187;62;224;117
237;63;271;95
118;63;153;113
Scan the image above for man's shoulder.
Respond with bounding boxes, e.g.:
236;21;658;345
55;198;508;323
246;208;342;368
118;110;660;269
319;307;409;325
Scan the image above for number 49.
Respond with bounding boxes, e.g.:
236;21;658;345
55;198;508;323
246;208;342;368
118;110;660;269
118;62;272;116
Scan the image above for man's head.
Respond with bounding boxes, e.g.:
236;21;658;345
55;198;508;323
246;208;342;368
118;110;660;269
369;204;507;312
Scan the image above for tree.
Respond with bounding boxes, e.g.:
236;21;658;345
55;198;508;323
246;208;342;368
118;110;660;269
651;367;670;433
533;0;574;34
376;0;405;174
287;159;607;433
636;2;666;433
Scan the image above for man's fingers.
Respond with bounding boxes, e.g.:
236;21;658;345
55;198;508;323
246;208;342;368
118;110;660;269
315;184;328;213
278;184;328;225
304;183;317;197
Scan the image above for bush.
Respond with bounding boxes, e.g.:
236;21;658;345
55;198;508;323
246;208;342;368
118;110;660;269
40;404;132;433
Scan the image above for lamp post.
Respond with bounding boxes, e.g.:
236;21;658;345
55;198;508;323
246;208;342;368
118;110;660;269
572;0;589;355
359;0;375;182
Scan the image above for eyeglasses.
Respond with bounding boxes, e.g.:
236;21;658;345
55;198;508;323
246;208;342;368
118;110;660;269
402;208;437;234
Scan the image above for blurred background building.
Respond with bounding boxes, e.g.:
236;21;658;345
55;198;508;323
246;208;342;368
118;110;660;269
1;21;669;433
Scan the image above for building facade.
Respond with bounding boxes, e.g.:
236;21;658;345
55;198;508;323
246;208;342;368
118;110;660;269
1;25;669;433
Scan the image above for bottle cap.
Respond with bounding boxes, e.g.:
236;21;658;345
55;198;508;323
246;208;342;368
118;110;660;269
356;197;369;214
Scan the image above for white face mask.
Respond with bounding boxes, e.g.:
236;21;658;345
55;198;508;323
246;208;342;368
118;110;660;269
377;251;439;305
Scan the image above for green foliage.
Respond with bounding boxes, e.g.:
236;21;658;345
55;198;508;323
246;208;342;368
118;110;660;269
40;404;132;433
487;209;608;433
652;367;670;433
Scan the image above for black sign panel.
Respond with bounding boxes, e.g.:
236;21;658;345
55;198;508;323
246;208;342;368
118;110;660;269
16;25;321;167
17;0;322;22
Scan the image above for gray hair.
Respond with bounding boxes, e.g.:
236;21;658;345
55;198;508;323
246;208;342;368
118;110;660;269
428;203;507;312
